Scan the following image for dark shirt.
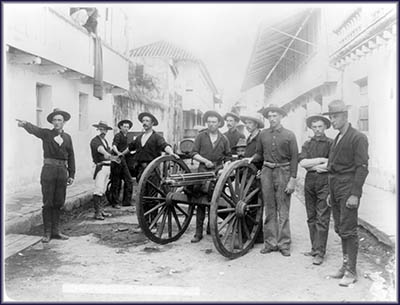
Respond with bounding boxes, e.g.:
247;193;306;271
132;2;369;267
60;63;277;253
298;135;333;172
254;125;299;178
328;124;369;197
112;132;129;153
90;135;111;164
23;122;75;179
245;129;262;169
245;129;260;158
128;131;170;163
192;130;231;166
224;128;245;151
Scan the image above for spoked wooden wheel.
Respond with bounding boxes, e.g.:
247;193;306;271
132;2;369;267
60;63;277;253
105;180;112;205
210;160;263;259
136;155;194;244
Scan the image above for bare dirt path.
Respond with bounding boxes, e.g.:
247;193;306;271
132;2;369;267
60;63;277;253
4;194;395;302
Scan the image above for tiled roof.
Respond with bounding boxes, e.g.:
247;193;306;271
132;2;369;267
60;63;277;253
129;40;199;62
129;40;218;94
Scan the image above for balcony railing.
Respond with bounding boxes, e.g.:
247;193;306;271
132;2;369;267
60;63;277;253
333;7;394;48
5;6;129;90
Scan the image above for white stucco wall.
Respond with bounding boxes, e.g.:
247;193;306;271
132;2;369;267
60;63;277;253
336;38;397;191
5;61;114;193
176;61;215;112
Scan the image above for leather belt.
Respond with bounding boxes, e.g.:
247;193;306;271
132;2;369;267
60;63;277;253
263;161;290;169
96;161;111;166
44;158;67;166
307;170;328;174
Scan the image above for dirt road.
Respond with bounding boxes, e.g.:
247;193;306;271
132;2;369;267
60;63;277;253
4;194;395;302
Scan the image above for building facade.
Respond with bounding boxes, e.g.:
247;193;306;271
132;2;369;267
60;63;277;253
4;5;131;192
241;5;397;192
129;41;219;143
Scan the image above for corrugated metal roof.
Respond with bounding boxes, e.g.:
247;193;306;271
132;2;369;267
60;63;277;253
241;9;314;92
130;40;198;62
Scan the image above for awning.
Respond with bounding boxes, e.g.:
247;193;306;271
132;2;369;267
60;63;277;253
241;8;316;92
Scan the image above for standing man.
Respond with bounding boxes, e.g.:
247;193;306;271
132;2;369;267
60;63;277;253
90;121;114;220
223;111;245;154
240;112;265;243
240;112;265;169
298;114;333;265
324;100;369;287
17;108;75;243
110;119;134;207
122;112;179;226
247;105;298;256
123;112;178;181
190;110;231;243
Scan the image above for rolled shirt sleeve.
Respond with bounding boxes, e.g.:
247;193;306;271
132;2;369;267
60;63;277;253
191;133;202;158
298;141;310;163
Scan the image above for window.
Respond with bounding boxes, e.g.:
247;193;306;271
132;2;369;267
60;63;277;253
358;106;368;132
79;92;89;131
354;77;368;132
36;83;52;127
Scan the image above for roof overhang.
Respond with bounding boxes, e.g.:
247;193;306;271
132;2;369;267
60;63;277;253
241;8;316;92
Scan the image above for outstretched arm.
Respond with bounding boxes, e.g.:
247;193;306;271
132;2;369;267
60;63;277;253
17;119;45;139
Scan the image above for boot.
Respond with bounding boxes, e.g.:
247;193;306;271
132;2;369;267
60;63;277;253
330;239;348;278
122;177;133;206
339;237;358;286
206;208;211;234
51;208;69;240
42;207;52;243
191;206;205;243
339;271;358;287
101;195;112;217
93;195;105;220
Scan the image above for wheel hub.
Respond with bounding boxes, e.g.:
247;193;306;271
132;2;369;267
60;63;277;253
165;192;174;206
236;200;247;218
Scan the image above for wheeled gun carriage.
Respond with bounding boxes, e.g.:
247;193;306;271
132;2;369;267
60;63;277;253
136;152;263;259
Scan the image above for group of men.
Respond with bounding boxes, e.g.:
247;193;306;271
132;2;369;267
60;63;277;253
89;112;178;220
245;100;368;287
17;98;368;288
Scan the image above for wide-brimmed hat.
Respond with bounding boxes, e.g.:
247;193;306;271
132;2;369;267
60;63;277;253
47;108;71;123
224;112;240;122
232;138;247;150
138;112;158;126
260;104;287;118
203;110;224;128
306;114;331;129
117;119;133;129
92;120;112;130
322;99;351;115
240;112;265;128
